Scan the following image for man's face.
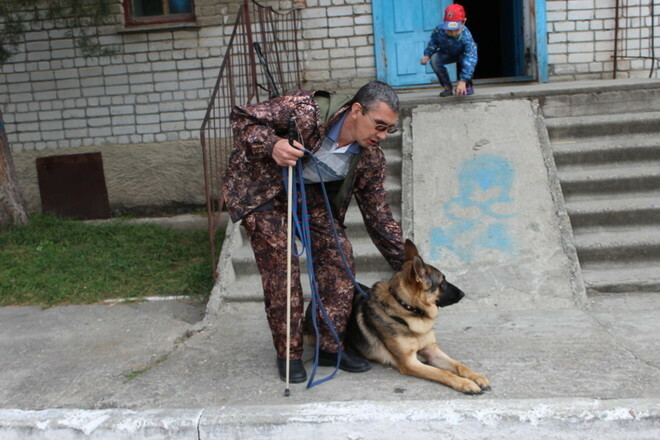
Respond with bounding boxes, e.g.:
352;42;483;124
350;101;398;148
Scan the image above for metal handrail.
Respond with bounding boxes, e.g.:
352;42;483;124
200;0;302;280
613;0;659;78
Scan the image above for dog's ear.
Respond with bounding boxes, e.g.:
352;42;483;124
403;239;419;262
411;256;428;286
405;240;429;286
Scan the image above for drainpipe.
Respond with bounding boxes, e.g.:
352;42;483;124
650;1;656;78
613;0;620;79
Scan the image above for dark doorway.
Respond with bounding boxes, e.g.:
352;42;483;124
456;0;525;79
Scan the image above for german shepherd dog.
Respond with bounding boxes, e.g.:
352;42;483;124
346;240;491;394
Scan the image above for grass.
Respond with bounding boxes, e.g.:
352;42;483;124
0;214;224;307
124;354;169;381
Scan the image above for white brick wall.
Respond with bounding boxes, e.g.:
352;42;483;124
299;0;376;91
546;0;659;80
301;0;658;89
0;0;236;153
1;0;658;155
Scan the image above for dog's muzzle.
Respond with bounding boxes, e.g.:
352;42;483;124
436;282;465;308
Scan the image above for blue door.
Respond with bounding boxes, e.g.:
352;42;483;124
372;0;545;86
373;0;452;87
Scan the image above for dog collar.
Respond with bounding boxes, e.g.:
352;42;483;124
389;286;425;317
389;315;409;327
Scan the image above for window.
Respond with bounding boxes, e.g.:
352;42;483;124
124;0;195;26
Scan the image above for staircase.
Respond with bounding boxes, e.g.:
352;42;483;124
543;89;660;296
215;84;660;303
220;133;404;302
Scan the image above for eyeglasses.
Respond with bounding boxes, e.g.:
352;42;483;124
364;111;398;134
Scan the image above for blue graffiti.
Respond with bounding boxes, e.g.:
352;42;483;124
430;154;515;262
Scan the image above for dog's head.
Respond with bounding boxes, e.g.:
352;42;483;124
403;239;465;308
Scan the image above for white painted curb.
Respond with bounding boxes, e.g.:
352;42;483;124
1;398;658;440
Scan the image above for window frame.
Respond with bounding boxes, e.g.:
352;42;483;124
123;0;196;27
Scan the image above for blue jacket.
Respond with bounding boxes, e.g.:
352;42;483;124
423;25;478;82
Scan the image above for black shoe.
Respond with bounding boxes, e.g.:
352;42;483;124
439;88;453;97
318;349;371;373
277;358;307;383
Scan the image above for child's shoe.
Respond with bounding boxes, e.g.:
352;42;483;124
439;88;453;97
465;87;474;95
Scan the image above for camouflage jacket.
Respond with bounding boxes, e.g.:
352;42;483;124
222;90;404;270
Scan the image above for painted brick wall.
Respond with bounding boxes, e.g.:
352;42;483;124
0;0;241;153
1;0;658;155
546;0;659;80
299;0;376;92
300;0;660;87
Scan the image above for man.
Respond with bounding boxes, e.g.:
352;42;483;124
222;81;405;383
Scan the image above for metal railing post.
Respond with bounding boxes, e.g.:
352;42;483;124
199;0;303;281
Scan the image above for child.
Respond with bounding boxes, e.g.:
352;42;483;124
420;4;478;97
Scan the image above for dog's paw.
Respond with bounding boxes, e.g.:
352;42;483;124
455;378;484;395
474;375;491;391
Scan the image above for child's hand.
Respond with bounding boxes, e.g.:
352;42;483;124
420;56;430;65
455;80;468;96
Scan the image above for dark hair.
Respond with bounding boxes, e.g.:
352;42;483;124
351;80;400;113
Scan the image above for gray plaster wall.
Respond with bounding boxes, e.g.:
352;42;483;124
409;100;583;311
12;141;205;214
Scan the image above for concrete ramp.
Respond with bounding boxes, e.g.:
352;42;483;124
408;100;584;310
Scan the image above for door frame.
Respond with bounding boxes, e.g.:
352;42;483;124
534;0;548;82
372;0;388;84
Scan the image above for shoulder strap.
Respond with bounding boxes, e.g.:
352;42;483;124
313;90;353;123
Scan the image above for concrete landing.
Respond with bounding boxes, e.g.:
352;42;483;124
2;78;660;439
0;295;658;438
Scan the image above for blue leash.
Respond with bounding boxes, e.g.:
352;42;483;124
281;148;370;389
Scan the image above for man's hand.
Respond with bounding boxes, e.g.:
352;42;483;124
420;56;430;65
272;138;304;167
455;80;468;96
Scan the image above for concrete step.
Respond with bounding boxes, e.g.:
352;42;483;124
545;111;660;141
303;155;401;179
379;132;403;151
237;219;402;247
220;111;406;305
549;114;660;298
552;134;660;167
573;225;660;263
581;263;660;295
236;202;402;243
385;155;402;176
345;202;402;223
557;161;660;197
226;196;402;302
222;268;393;302
540;87;660;118
565;193;660;228
231;234;394;277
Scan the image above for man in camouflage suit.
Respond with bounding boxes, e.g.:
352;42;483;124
222;80;404;383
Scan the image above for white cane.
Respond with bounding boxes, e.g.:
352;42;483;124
284;118;296;397
284;162;293;397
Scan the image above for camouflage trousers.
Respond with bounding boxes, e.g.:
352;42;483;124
241;190;355;360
